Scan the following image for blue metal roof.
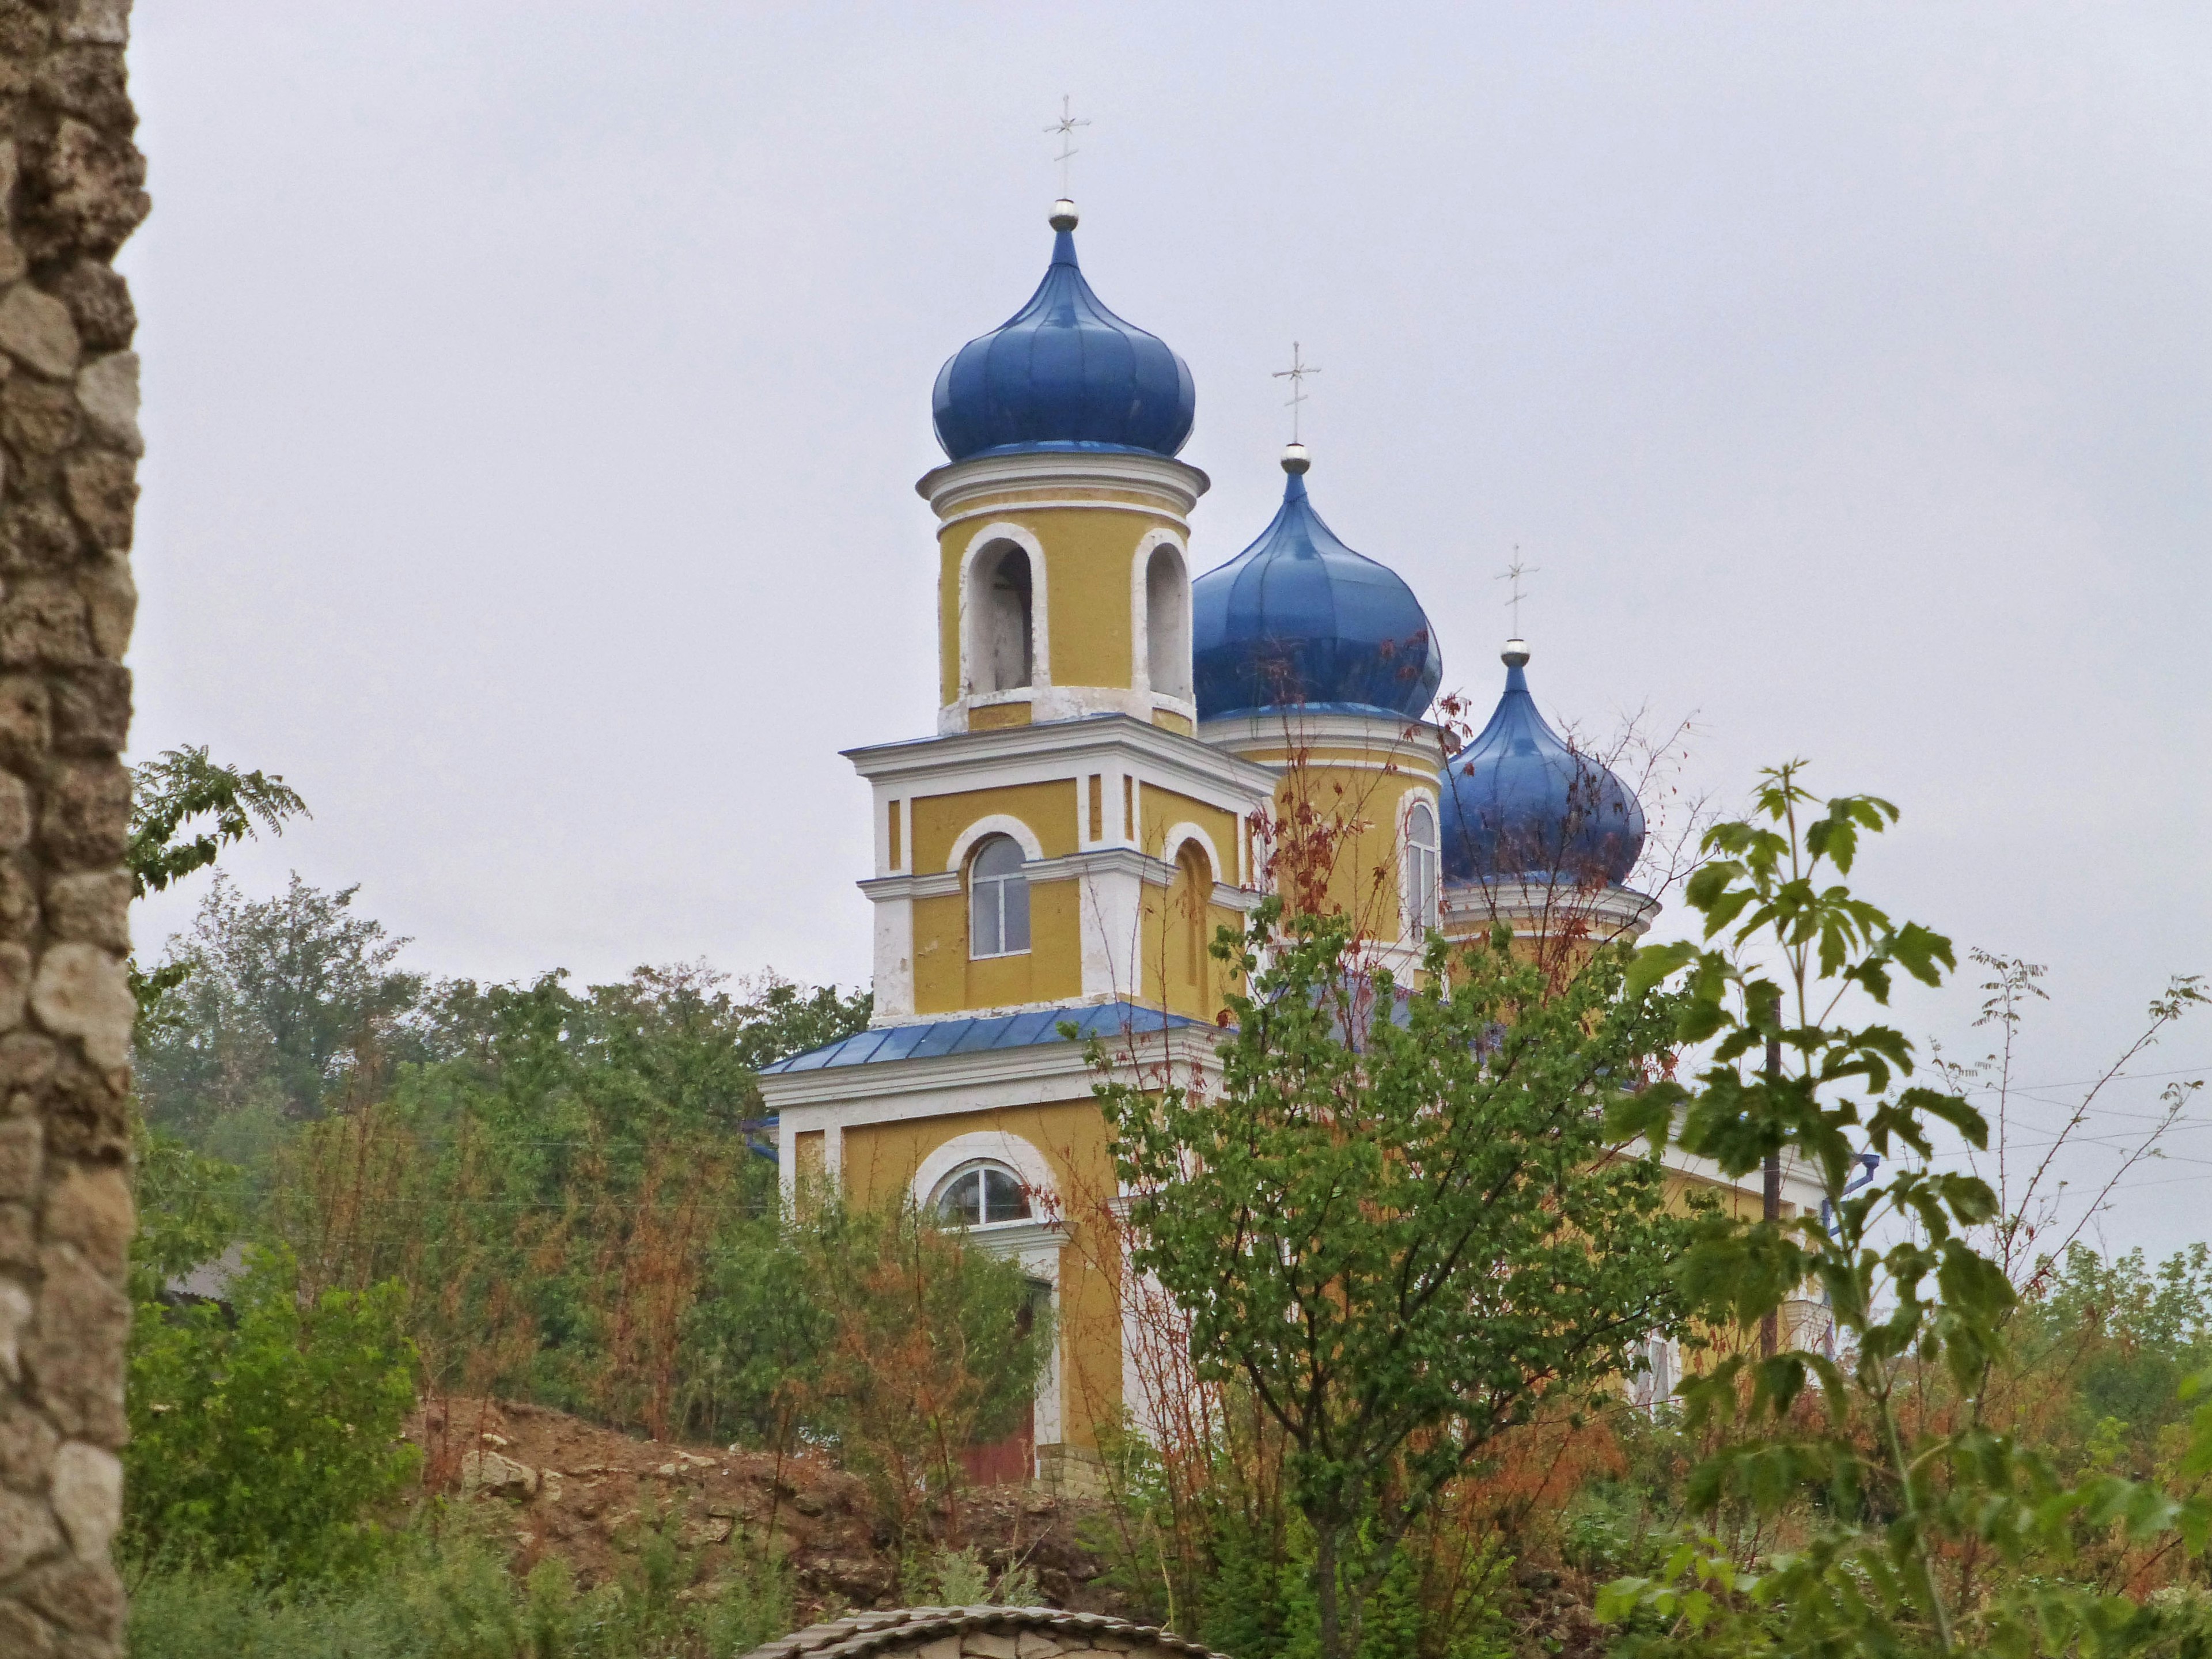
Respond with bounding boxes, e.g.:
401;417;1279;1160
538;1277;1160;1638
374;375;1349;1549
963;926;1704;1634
760;1000;1210;1075
1191;460;1444;723
932;218;1196;463
1441;646;1645;886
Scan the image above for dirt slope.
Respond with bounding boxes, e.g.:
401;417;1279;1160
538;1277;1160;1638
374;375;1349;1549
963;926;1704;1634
410;1398;1131;1620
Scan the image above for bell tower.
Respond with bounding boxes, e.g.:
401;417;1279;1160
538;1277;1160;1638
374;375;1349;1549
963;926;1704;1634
920;200;1208;737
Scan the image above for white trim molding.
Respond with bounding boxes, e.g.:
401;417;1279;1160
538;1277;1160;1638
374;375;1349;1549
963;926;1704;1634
912;1129;1060;1217
945;813;1048;872
1157;820;1226;884
917;449;1211;523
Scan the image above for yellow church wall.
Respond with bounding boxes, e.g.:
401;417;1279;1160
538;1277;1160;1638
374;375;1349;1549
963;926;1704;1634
1137;785;1241;878
935;503;1183;704
1264;760;1433;939
837;1097;1129;1450
911;877;1084;1014
911;782;1079;871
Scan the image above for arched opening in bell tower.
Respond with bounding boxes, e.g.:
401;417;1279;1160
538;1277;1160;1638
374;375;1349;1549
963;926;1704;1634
970;544;1035;694
1145;544;1192;700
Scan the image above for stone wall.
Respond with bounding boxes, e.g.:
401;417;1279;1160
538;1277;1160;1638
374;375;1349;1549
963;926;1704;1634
744;1608;1236;1659
0;0;145;1654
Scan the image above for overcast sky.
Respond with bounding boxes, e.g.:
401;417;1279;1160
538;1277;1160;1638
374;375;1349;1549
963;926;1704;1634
123;5;2209;1253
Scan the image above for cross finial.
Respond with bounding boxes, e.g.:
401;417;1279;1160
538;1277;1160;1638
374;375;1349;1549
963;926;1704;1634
1272;342;1321;442
1495;551;1540;637
1045;95;1090;199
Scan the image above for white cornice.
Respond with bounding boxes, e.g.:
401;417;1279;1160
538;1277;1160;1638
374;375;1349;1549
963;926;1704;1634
916;450;1211;522
1200;710;1449;767
1442;880;1661;942
846;713;1278;805
859;871;963;903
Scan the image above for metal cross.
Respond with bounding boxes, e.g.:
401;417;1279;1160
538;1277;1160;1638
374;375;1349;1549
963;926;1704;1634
1272;342;1321;442
1495;552;1539;635
1045;95;1090;198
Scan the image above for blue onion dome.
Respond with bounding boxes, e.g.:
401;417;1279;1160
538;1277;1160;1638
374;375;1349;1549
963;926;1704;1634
1191;446;1444;722
931;200;1196;463
1441;641;1646;885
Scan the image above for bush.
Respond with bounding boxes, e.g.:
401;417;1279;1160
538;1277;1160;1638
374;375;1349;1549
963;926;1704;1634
124;1242;421;1581
126;1513;792;1659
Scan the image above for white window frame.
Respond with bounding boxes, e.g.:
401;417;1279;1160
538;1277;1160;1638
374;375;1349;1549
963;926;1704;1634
968;833;1032;959
930;1158;1035;1228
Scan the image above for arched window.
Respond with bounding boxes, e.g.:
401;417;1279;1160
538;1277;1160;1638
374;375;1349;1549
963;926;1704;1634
968;834;1031;957
971;545;1035;693
933;1160;1032;1226
1145;544;1191;700
1175;842;1211;996
1405;800;1440;936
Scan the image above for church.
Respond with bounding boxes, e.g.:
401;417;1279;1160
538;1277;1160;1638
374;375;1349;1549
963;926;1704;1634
758;196;1820;1480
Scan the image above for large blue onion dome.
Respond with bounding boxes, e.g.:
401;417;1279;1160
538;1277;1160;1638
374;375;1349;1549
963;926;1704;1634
1441;641;1645;885
1191;448;1444;722
932;201;1196;463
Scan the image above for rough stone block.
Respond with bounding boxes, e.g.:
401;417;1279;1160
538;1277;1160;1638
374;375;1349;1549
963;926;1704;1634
79;556;134;661
0;861;41;940
459;1449;540;1499
50;662;130;756
0;377;79;455
0;775;28;849
0;1271;31;1381
44;873;127;952
0;1116;39;1198
38;762;128;869
18;1555;125;1643
1017;1634;1063;1658
71;353;135;455
25;118;148;263
0;286;81;379
35;47;133;132
0;680;53;766
62;452;134;552
917;1636;964;1659
59;0;130;44
45;262;131;355
48;1443;119;1560
41;1053;130;1162
964;1635;1020;1659
0;1033;58;1092
0;1393;60;1492
0;1600;55;1657
0;1484;63;1578
41;1164;130;1277
22;1245;128;1443
0;1201;31;1267
31;945;127;1069
1;584;94;670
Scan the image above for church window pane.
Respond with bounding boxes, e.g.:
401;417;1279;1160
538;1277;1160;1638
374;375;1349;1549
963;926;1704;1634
1406;801;1440;935
969;834;1031;957
934;1161;1032;1227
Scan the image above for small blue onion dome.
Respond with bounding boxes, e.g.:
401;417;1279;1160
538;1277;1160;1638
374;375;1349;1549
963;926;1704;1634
1191;448;1444;722
1441;641;1646;885
931;202;1196;463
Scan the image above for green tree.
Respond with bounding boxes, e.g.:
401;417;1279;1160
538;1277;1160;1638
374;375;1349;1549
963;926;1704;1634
124;1243;420;1582
127;745;308;1016
1094;900;1692;1659
138;873;422;1136
1601;763;2212;1656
